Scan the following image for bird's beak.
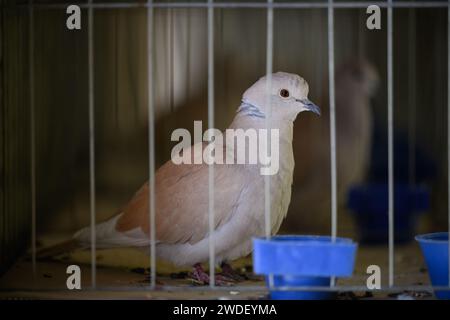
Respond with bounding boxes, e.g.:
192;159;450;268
296;98;321;116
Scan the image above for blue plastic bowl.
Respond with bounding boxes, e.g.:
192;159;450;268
416;233;450;299
253;235;357;300
348;184;429;243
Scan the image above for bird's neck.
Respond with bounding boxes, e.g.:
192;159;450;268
236;100;266;118
228;110;295;178
229;107;294;145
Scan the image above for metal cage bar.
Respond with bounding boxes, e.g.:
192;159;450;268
21;2;450;9
387;0;394;288
147;0;157;290
207;0;216;288
4;284;450;293
264;0;274;241
265;0;274;290
87;0;97;289
28;0;36;280
328;0;337;288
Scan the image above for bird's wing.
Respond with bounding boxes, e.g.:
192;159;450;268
115;143;255;245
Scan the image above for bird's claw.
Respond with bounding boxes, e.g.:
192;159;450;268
190;263;235;286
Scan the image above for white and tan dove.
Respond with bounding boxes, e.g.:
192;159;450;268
39;72;320;284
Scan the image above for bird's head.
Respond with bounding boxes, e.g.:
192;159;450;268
240;72;320;122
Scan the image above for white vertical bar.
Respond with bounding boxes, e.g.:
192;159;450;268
328;0;337;241
265;0;274;289
29;0;36;280
147;0;157;289
168;7;174;112
328;0;337;288
186;8;191;97
87;0;96;288
387;0;394;288
447;0;450;288
207;0;215;288
265;0;273;240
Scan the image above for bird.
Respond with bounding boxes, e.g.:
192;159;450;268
38;72;320;285
282;60;379;234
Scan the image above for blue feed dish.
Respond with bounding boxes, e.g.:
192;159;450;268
267;275;333;300
253;235;358;300
416;232;450;299
348;184;429;243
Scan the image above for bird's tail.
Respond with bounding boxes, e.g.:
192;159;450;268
36;239;82;260
36;213;144;260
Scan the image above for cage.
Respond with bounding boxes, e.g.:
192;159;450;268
0;0;449;300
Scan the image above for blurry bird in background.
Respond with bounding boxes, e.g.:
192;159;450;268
282;60;379;234
38;73;320;285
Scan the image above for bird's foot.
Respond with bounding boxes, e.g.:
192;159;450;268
190;263;234;286
219;262;246;282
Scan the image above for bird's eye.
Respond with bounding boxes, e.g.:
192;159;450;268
279;89;290;98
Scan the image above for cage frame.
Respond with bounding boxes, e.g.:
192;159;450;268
3;0;449;295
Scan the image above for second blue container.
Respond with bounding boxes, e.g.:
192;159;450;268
416;232;450;299
253;235;358;300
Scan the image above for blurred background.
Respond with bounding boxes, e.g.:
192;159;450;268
0;0;448;295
